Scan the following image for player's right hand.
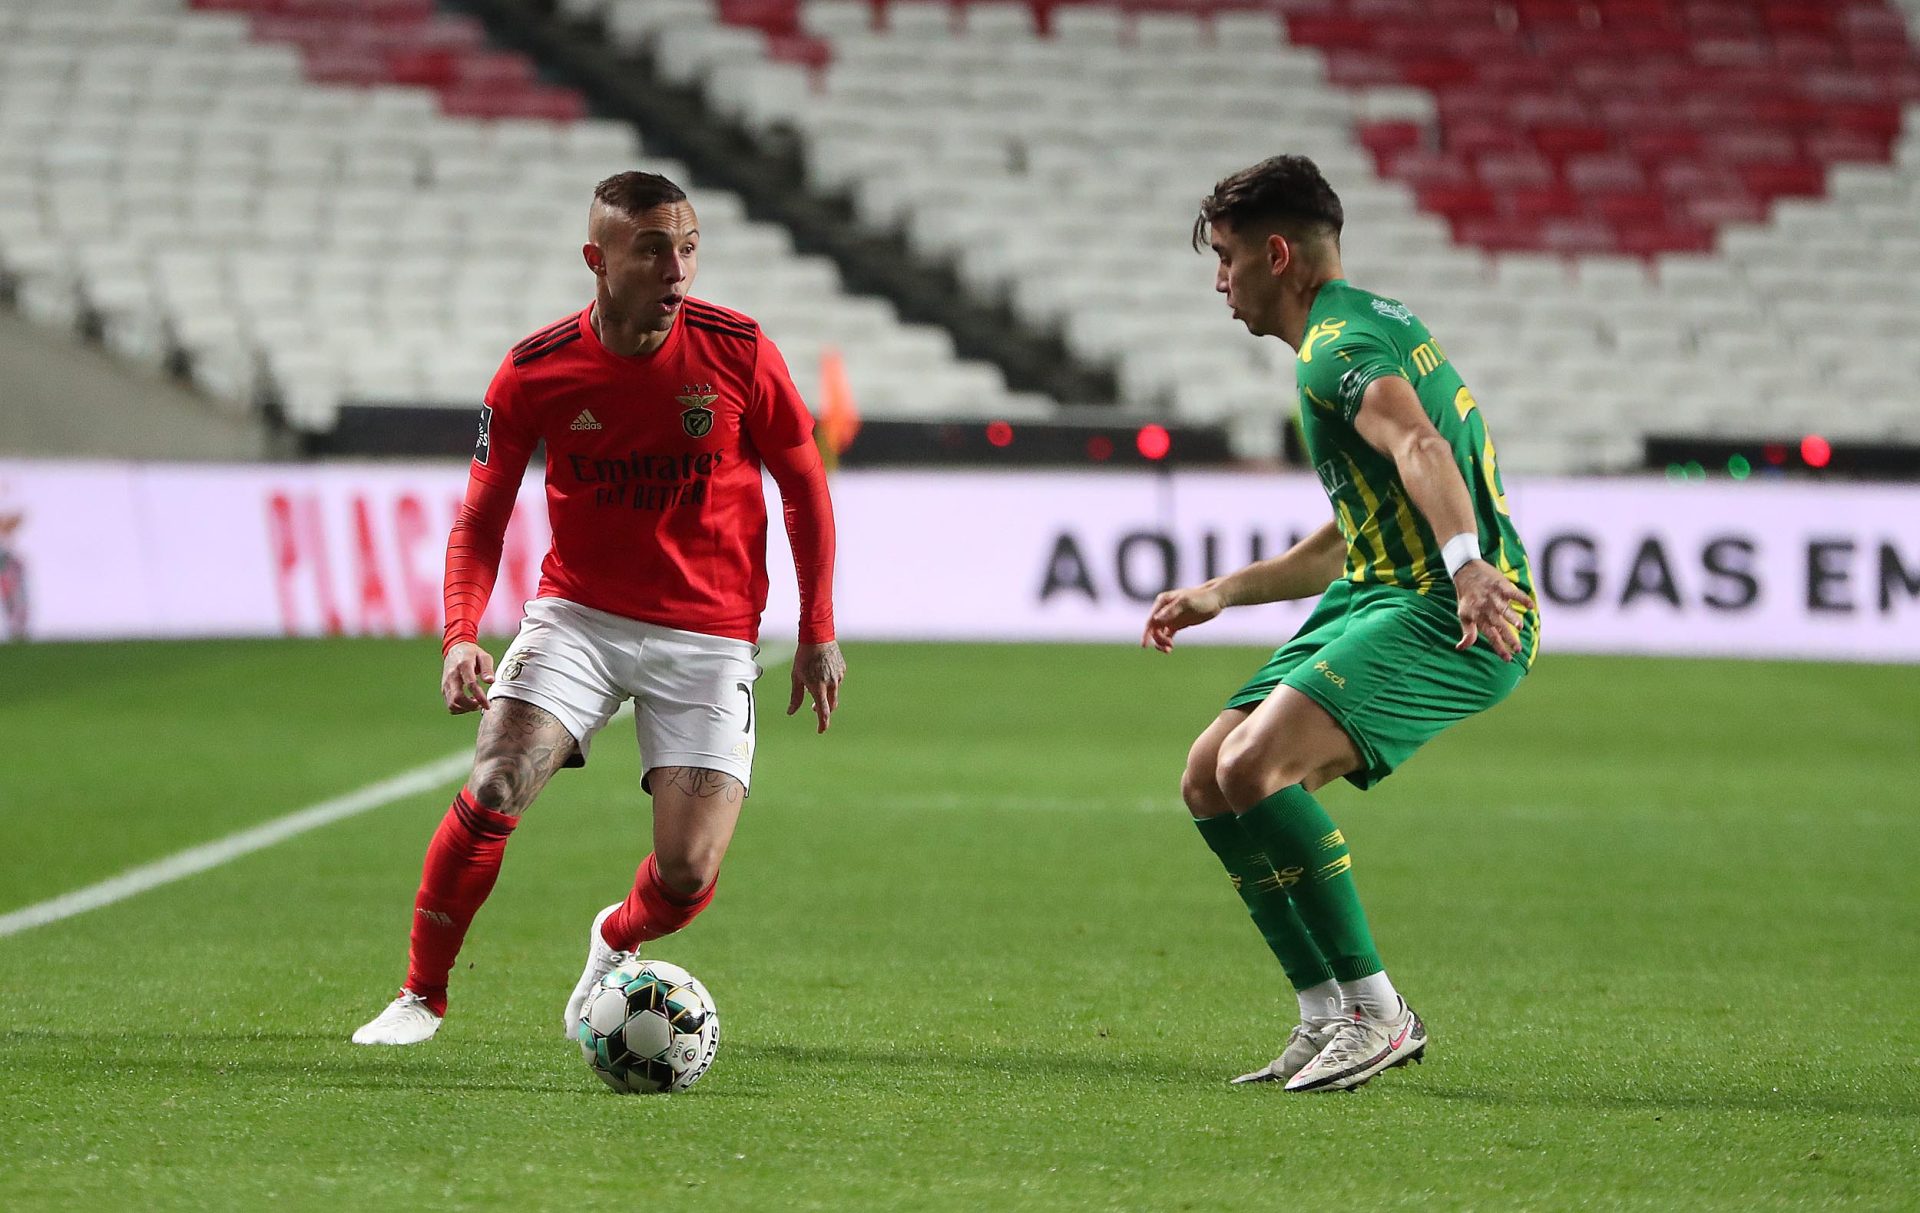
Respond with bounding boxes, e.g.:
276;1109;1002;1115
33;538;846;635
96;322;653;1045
1453;560;1534;662
1142;584;1226;652
441;642;495;713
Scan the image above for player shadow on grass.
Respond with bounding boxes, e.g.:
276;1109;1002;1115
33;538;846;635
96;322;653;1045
1417;1083;1920;1117
739;1041;1202;1084
4;1029;573;1095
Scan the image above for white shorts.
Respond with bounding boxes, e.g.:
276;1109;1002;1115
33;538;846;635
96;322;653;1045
489;597;763;793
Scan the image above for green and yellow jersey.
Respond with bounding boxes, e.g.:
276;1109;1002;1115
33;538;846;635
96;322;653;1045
1293;279;1539;665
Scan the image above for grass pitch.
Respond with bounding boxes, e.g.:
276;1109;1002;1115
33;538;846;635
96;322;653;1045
1;639;1915;1211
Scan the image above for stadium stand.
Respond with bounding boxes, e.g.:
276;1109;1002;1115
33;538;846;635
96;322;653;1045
3;0;1917;470
0;0;1048;452
588;0;1920;471
0;305;272;459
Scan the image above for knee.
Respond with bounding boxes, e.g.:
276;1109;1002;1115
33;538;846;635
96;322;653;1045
1180;726;1238;818
1179;755;1230;818
1215;735;1308;810
655;848;721;895
469;760;530;816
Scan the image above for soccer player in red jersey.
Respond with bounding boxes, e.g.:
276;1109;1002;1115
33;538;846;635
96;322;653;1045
353;172;844;1046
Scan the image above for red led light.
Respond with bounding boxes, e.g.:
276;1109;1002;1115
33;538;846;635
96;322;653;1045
1763;443;1788;466
1087;435;1114;461
1800;434;1831;469
1136;424;1171;461
985;420;1014;448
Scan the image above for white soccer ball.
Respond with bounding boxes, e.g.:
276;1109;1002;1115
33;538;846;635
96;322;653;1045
576;959;719;1094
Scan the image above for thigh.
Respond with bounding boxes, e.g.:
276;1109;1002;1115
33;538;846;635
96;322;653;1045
648;767;746;866
469;698;582;814
1228;684;1365;795
1280;595;1523;789
631;627;762;794
491;598;628;766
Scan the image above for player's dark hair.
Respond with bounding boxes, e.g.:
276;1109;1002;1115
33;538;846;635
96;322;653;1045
1192;155;1344;252
593;171;688;214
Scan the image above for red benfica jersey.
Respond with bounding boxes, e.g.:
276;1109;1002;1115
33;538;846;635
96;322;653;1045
453;299;830;645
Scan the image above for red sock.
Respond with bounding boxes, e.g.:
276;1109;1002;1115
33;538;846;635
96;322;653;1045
601;853;715;950
403;788;518;1016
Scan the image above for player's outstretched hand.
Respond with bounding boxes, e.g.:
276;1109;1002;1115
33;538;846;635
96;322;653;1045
789;640;845;734
442;641;495;713
1142;583;1226;653
1453;560;1534;662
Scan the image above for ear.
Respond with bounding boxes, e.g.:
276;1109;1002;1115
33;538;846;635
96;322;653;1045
1265;232;1293;277
582;243;606;276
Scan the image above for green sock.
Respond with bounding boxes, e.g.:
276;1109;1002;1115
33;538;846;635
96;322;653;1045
1193;814;1337;992
1235;786;1383;982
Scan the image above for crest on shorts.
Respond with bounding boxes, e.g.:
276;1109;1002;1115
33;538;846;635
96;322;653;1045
676;384;718;438
499;651;529;682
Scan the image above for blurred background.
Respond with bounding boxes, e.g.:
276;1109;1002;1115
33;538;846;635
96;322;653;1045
2;0;1918;649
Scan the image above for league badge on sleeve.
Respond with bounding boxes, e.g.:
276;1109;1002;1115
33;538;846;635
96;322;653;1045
475;404;493;465
676;385;718;438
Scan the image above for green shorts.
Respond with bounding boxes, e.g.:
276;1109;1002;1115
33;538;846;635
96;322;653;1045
1226;580;1529;790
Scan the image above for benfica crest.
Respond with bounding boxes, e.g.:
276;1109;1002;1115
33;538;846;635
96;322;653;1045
676;384;719;438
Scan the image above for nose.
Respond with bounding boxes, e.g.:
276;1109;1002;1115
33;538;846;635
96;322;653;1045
664;251;689;284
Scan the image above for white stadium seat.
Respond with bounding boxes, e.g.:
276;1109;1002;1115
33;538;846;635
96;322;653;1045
0;0;1034;431
6;0;1919;459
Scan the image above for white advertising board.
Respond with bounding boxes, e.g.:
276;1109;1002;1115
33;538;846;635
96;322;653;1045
1;461;1916;662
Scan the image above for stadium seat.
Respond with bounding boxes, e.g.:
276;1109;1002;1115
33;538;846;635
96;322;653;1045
0;0;1036;433
637;0;1919;466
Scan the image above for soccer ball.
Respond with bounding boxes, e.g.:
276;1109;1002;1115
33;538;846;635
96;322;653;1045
576;959;719;1094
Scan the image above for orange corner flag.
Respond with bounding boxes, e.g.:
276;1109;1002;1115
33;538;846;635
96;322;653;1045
818;346;861;470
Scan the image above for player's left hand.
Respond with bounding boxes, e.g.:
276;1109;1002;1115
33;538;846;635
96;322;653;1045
1453;560;1534;662
789;640;845;734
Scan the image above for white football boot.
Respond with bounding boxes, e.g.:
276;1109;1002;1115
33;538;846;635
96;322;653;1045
561;903;632;1039
1230;1016;1344;1085
1283;997;1427;1093
351;990;442;1046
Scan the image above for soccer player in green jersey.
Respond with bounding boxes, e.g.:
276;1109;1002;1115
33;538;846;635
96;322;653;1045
1144;155;1540;1093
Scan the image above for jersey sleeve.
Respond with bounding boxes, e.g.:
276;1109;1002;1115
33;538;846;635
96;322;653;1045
743;336;817;453
470;356;538;487
442;356;535;653
1296;324;1405;425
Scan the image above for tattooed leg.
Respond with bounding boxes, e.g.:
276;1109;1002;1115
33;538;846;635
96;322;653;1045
469;699;579;816
646;767;746;894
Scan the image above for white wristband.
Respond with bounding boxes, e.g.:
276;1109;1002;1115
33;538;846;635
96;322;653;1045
1441;532;1481;579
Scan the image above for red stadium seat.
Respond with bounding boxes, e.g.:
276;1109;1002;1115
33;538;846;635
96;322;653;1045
717;0;1920;260
216;0;588;120
1739;162;1828;200
1248;0;1920;254
1417;183;1499;218
719;0;804;37
1356;121;1426;163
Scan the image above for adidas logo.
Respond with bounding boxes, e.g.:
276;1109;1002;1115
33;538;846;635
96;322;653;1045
570;409;602;431
415;908;454;927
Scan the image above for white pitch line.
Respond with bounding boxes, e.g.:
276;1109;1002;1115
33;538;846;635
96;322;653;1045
0;748;472;939
0;644;798;940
